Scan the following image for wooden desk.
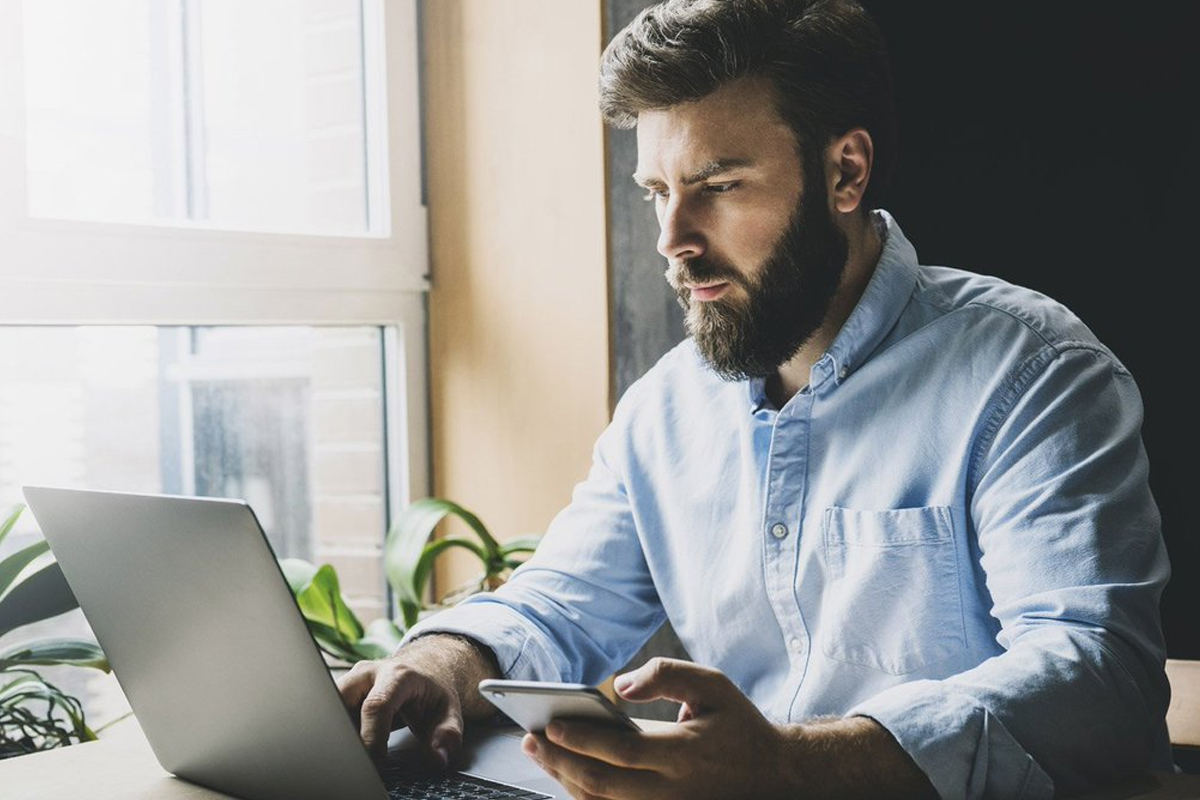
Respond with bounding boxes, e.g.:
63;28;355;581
0;719;232;800
3;718;1200;799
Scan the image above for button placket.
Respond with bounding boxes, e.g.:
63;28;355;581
761;391;814;688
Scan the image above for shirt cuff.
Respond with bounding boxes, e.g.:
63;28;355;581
848;680;1054;800
398;597;566;682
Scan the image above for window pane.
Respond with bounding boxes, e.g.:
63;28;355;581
0;325;390;726
22;0;373;234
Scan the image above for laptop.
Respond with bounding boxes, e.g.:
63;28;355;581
21;486;564;800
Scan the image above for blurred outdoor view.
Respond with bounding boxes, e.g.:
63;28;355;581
0;326;389;727
23;0;373;234
4;0;391;734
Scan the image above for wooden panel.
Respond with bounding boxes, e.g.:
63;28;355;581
604;0;686;405
422;1;610;592
1168;660;1200;748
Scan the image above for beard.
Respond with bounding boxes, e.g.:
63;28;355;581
664;180;850;382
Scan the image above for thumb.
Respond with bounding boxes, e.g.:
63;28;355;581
426;708;464;769
613;658;740;714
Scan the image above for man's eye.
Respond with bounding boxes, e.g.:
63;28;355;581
704;182;740;194
642;188;667;202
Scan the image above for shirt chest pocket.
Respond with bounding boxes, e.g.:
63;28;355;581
821;505;966;675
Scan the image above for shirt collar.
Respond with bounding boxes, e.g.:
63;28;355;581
744;209;919;411
824;209;919;387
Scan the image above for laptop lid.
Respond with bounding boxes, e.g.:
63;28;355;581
22;486;388;800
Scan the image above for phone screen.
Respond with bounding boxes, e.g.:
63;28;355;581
478;679;641;734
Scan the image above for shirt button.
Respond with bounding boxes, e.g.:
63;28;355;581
838;366;849;380
789;637;804;653
770;522;788;539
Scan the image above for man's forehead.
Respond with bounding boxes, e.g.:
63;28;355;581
632;77;796;180
634;115;795;185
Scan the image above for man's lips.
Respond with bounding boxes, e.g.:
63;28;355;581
687;281;730;302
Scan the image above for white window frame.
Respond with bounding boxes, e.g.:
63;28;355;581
0;0;430;508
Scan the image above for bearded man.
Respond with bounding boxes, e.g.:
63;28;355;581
338;2;1172;797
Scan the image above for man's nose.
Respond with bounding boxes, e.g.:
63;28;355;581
656;197;706;261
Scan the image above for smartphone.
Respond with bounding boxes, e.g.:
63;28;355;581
477;679;642;734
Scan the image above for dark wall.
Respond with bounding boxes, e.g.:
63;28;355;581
604;0;1200;673
604;0;690;719
605;1;687;403
857;3;1199;657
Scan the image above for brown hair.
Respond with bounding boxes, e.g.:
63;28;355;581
600;0;897;209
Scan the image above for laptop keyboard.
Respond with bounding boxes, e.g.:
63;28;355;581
384;771;551;799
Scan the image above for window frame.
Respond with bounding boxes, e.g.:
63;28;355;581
0;0;430;508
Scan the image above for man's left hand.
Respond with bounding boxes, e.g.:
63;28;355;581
520;657;796;800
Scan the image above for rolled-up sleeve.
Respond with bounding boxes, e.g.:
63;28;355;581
850;344;1171;799
401;405;665;687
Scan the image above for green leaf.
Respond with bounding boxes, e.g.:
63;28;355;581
0;504;23;549
498;537;541;557
345;639;391;662
303;620;369;664
0;638;109;671
305;617;402;664
278;558;319;595
279;559;368;663
0;539;50;600
1;670;48;699
394;537;486;628
384;498;499;627
0;562;79;639
291;564;364;643
359;618;404;655
0;669;97;750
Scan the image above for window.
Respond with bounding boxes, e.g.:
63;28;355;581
0;0;428;727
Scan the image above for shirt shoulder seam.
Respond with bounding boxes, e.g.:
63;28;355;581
967;343;1131;494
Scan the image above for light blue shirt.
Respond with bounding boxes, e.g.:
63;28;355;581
407;210;1172;798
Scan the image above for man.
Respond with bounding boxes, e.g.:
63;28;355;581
338;1;1172;797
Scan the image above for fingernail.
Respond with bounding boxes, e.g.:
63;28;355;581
522;735;540;757
614;673;634;693
546;721;563;740
435;746;450;767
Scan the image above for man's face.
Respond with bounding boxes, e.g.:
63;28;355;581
635;77;849;381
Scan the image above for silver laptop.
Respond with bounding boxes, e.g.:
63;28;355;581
22;486;564;800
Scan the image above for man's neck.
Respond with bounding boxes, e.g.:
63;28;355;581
767;212;883;408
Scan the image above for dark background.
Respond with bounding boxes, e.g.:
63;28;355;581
604;1;1200;664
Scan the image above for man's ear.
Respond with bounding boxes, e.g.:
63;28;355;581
828;128;874;214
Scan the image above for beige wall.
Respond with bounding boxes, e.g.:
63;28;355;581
422;1;610;593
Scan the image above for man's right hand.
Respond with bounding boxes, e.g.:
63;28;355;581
335;634;501;768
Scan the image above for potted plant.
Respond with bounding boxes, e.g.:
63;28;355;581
278;558;404;664
385;498;541;628
283;497;540;664
0;504;110;759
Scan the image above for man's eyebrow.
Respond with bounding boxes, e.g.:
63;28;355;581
632;158;754;188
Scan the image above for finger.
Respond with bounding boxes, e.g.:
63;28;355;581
613;658;740;713
425;705;464;769
359;667;409;757
524;732;666;800
335;661;376;714
525;734;616;800
544;720;669;769
390;675;465;770
360;664;450;757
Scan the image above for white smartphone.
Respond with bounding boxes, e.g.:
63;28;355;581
477;679;642;734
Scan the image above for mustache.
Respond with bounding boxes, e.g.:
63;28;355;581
664;257;746;292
